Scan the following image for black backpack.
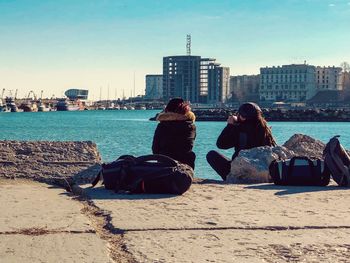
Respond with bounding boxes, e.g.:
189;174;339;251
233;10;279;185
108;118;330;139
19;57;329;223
323;136;350;187
269;156;330;186
92;154;193;195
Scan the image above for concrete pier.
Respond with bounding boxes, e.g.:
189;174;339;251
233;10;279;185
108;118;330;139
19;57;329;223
1;141;350;262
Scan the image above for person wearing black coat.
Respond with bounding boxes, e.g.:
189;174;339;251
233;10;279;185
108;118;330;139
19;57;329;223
207;102;276;180
152;98;196;169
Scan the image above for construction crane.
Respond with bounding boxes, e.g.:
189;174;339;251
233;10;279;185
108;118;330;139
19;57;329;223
27;90;37;100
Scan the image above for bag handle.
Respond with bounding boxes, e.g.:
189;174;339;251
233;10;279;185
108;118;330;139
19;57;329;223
134;154;177;167
288;156;315;178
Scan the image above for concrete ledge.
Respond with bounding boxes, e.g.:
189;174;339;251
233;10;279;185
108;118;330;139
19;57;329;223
0;141;101;186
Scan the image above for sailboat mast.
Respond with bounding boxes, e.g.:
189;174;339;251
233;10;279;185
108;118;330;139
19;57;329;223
133;71;136;98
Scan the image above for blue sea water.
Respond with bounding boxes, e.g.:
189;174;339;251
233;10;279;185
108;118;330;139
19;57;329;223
1;110;349;180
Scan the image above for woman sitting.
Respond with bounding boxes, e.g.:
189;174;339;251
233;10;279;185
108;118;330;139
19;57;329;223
207;102;276;180
152;98;196;169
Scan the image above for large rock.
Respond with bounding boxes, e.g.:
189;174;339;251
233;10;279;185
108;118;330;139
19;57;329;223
283;134;325;159
227;145;295;184
227;134;327;184
0;141;101;187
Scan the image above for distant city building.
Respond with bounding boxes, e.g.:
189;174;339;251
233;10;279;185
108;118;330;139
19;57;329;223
65;89;88;100
199;58;216;102
207;64;230;103
259;64;316;102
163;56;201;103
316;66;342;91
162;55;229;103
229;75;260;102
145;75;163;100
341;71;350;91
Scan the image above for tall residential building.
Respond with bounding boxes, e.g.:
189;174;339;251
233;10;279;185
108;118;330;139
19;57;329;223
208;63;230;103
163;56;201;102
162;55;229;103
199;58;216;102
229;75;260;102
259;64;316;101
145;74;163;100
316;66;342;90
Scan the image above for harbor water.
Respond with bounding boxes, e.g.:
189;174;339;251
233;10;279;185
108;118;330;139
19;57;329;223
1;110;350;180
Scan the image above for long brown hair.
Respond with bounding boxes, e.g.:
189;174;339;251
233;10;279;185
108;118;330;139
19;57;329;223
255;112;276;146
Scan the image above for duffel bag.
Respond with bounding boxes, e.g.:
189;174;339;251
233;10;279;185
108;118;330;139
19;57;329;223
269;156;330;186
92;154;193;195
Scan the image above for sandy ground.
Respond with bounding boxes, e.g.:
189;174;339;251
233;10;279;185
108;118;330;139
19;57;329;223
1;178;350;262
82;180;350;263
0;179;112;263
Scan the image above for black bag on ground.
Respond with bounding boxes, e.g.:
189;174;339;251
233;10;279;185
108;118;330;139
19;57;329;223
92;154;193;195
323;136;350;187
269;156;330;186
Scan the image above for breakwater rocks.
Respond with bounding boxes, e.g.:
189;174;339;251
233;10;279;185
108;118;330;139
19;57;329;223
150;108;350;122
0;141;101;187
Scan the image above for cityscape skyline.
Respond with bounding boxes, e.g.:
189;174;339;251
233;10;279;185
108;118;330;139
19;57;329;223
0;0;350;100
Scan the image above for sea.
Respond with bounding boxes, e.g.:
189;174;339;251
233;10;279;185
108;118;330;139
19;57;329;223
1;110;350;180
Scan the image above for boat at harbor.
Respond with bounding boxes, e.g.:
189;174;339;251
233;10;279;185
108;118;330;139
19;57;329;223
5;97;21;112
126;105;135;110
19;101;38;112
56;98;83;111
0;104;9;112
37;102;51;112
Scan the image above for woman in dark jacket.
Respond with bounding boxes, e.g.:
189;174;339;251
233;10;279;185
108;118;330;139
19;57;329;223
207;102;276;180
152;98;196;169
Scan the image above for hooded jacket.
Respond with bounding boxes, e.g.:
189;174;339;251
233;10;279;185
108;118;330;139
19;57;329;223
152;111;196;169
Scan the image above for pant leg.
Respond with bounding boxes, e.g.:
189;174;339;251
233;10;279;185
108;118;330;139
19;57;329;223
206;150;231;181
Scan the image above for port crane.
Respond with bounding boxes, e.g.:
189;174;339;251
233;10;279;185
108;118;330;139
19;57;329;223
27;90;37;101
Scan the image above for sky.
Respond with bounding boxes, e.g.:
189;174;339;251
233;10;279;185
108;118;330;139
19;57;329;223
0;0;349;100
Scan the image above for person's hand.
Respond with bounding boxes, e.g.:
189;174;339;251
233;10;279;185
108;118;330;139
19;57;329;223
227;115;237;125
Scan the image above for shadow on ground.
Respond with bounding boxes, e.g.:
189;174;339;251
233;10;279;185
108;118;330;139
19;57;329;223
82;186;178;200
245;184;347;196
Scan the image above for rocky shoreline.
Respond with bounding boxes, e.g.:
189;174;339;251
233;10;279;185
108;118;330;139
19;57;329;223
150;108;350;122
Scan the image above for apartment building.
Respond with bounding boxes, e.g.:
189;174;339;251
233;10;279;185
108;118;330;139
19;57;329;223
145;75;163;100
259;64;317;101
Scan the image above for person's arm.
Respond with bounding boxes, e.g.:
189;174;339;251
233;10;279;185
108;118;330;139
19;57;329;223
216;123;239;149
184;124;196;152
152;125;161;154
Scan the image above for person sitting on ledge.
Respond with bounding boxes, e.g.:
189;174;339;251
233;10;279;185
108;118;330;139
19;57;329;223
207;102;276;180
152;98;196;169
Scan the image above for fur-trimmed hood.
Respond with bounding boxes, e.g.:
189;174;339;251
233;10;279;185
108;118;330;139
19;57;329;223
156;111;196;122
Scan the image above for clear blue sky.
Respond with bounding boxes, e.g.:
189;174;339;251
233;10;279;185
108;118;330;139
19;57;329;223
0;0;349;99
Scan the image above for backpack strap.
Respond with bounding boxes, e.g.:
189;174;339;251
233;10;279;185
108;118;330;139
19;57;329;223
91;168;103;187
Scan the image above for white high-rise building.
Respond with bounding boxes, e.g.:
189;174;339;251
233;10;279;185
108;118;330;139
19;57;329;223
316;66;342;90
145;75;163;100
207;64;230;103
259;64;316;101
